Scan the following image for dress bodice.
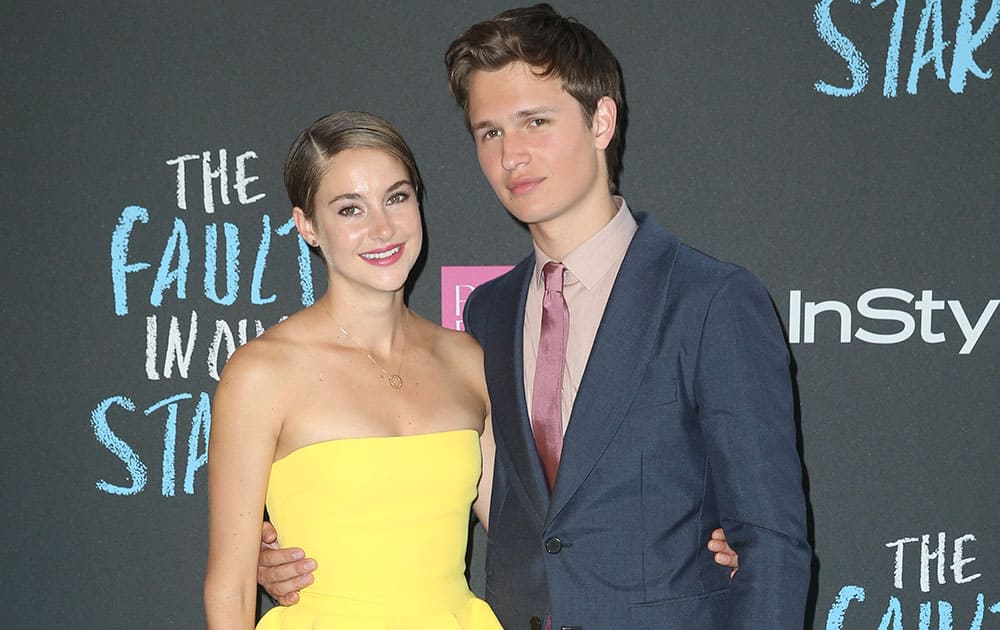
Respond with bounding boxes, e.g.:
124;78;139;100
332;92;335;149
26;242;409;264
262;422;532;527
256;429;501;629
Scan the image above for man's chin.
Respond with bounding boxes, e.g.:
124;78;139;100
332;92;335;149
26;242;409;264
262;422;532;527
501;200;556;226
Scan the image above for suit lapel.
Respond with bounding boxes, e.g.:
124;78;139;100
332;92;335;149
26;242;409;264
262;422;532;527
484;258;551;522
547;216;680;521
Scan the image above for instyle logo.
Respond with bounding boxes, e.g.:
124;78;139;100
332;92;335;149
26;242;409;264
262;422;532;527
440;266;514;331
788;289;999;354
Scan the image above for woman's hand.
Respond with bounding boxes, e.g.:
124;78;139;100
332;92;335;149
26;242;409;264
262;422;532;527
707;528;739;577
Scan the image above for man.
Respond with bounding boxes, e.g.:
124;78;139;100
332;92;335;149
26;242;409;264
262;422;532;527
260;4;808;628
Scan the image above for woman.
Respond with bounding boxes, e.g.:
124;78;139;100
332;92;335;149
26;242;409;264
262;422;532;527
204;111;502;628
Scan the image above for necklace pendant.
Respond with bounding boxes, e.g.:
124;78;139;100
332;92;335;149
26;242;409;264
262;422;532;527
327;306;409;392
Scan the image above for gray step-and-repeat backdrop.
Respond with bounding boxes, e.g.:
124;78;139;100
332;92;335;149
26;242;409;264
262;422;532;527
3;2;997;628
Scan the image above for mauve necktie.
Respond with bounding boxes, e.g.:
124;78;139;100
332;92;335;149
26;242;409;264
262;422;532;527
531;261;569;493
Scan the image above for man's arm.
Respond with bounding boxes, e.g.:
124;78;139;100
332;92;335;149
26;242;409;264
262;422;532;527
257;521;316;606
696;267;812;628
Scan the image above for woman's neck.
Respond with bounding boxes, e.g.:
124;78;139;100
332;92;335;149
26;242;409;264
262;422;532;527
319;289;409;354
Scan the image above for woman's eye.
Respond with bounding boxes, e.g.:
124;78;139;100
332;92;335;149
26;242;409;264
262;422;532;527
387;192;410;205
338;205;362;217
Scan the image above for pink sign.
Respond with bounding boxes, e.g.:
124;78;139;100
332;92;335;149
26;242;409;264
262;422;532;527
440;265;514;331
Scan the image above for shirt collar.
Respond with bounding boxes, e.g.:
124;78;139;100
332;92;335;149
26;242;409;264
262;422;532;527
532;196;638;291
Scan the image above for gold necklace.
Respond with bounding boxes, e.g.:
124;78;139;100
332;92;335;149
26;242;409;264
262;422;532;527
327;307;409;389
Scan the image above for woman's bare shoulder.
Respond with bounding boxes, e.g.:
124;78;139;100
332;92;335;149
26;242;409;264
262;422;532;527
412;313;482;361
216;309;319;390
412;315;486;401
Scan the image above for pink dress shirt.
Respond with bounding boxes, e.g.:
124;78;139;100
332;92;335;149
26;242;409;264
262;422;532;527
523;197;638;434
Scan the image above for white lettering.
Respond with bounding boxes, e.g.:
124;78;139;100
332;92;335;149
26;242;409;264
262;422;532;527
855;288;915;344
952;533;982;585
915;289;947;343
949;299;999;354
789;289;996;354
163;312;198;379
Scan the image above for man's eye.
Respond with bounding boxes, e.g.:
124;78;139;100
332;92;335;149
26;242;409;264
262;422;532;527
482;129;500;141
529;118;547;127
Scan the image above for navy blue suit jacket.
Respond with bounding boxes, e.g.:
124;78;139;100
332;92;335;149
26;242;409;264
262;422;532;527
464;213;811;629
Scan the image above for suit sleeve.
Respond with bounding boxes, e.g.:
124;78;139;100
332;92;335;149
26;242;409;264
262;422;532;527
462;284;487;345
694;267;812;629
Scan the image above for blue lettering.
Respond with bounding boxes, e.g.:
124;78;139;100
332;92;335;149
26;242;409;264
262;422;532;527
826;584;866;629
251;213;276;305
204;222;240;305
879;0;909;96
879;596;904;630
814;0;871;96
907;0;948;94
817;0;997;96
276;217;315;306
918;600;932;630
183;392;211;494
950;0;1000;92
91;396;147;495
968;593;985;629
936;600;953;630
145;393;192;497
150;217;190;308
111;210;310;310
826;587;1000;629
110;206;151;316
91;392;217;497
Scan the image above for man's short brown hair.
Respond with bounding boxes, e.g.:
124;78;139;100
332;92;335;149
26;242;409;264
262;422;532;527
445;3;627;191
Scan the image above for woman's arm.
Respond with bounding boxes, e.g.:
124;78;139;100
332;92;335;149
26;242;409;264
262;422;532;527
460;329;494;531
204;346;283;629
474;411;495;530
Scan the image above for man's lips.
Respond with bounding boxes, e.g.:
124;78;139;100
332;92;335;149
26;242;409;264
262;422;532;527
507;177;544;196
360;243;404;265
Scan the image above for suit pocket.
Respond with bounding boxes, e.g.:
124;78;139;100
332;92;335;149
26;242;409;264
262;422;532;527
628;587;729;629
628;360;678;411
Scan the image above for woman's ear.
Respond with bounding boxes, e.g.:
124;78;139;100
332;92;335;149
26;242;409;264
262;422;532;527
292;207;319;248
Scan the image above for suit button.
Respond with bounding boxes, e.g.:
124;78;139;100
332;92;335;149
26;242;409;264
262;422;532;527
530;615;542;630
545;537;563;554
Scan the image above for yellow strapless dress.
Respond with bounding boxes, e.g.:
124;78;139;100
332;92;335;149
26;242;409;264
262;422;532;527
256;428;502;629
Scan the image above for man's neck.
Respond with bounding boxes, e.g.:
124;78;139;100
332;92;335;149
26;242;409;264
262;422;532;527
529;195;620;261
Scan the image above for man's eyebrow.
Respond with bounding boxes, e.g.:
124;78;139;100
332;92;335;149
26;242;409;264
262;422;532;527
470;107;557;131
514;107;555;119
470;118;498;132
